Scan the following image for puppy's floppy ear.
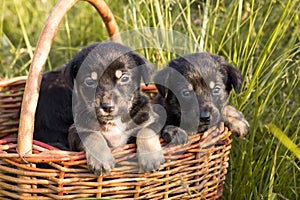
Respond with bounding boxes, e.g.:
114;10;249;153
131;52;153;86
62;43;100;87
154;67;170;98
68;43;100;79
211;54;244;93
225;64;243;93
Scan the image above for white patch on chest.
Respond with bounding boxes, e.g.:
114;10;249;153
100;114;156;148
100;117;131;148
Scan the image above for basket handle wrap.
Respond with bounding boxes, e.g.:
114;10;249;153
17;0;121;157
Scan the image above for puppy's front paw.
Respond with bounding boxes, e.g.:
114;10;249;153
137;128;165;172
85;149;115;176
137;150;165;172
223;104;249;137
225;117;249;137
162;125;188;144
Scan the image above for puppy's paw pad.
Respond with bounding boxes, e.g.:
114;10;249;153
86;151;115;176
138;150;165;172
162;125;188;144
225;118;249;138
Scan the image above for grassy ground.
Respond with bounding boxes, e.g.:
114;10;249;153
1;0;299;199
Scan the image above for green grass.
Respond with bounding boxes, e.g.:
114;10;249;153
1;0;299;199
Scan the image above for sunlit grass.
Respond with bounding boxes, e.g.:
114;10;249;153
0;0;299;199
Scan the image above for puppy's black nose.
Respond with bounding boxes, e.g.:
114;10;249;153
101;103;115;113
200;111;211;123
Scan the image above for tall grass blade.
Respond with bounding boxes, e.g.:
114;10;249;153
266;123;300;160
0;0;5;48
199;0;208;52
13;0;33;59
268;145;278;200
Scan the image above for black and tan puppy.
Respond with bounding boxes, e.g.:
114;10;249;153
35;42;164;175
154;53;249;144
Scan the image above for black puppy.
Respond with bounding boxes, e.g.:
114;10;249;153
35;42;164;175
154;52;249;144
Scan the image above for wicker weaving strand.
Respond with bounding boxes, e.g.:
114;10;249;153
0;0;232;199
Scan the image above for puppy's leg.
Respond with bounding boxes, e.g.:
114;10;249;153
162;125;188;145
68;124;84;151
152;103;187;144
136;128;165;172
76;129;115;176
223;104;249;137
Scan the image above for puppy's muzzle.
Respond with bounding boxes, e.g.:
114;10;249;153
200;110;211;124
100;102;115;114
198;108;212;132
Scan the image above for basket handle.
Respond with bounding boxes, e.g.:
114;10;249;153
17;0;121;157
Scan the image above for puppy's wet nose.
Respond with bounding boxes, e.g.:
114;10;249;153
200;111;211;123
101;103;115;113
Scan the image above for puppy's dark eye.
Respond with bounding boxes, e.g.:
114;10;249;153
212;86;221;95
84;77;97;87
120;74;130;84
182;89;192;97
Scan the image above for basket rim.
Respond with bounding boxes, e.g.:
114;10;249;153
0;76;27;89
0;127;231;159
0;127;232;177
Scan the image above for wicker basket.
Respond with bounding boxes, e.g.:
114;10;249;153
0;0;232;199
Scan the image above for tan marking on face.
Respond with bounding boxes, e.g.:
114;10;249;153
91;72;97;80
115;70;122;79
209;81;215;89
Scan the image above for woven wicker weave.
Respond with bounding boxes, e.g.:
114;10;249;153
0;0;232;199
